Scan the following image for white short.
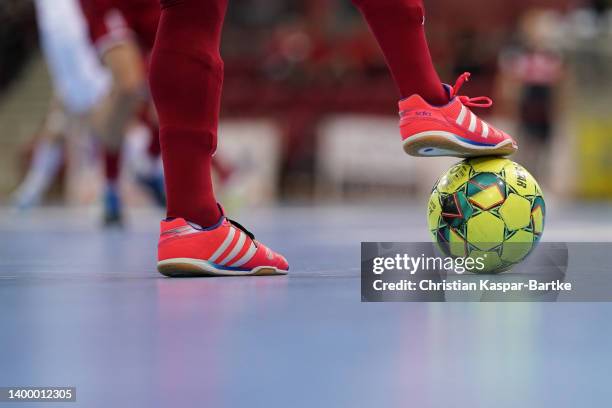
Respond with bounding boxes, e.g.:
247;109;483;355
35;0;111;115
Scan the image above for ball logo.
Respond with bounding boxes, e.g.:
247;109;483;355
515;168;528;189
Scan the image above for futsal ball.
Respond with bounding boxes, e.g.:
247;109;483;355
427;157;545;274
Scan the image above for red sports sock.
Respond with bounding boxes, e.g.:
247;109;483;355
352;0;448;105
104;150;120;183
147;124;161;159
142;112;161;159
150;0;228;227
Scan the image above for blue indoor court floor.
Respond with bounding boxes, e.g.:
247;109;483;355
1;202;612;407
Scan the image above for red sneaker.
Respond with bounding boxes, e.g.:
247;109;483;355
399;72;517;157
157;208;289;277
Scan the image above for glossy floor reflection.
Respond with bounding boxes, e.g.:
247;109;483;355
1;203;611;407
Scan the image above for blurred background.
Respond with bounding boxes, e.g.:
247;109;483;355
0;0;611;215
3;3;612;405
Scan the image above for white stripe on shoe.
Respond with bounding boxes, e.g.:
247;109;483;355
209;227;236;263
468;112;477;133
482;122;489;138
456;105;467;125
218;231;246;265
228;242;257;267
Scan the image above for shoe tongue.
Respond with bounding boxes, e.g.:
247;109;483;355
442;83;454;99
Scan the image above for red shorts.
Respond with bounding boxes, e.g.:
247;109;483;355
79;0;160;55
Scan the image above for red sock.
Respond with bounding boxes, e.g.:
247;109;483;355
352;0;448;105
141;111;161;159
104;150;120;184
150;0;228;227
147;124;161;159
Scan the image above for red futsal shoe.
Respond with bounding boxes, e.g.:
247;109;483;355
157;208;289;277
400;72;518;157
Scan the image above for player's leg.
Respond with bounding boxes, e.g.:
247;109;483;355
88;45;146;225
102;149;123;225
352;0;446;104
91;43;147;153
99;103;165;225
352;0;517;157
79;0;154;222
149;0;288;276
136;107;166;207
80;0;150;151
90;56;145;224
150;0;224;228
11;98;65;210
85;48;150;225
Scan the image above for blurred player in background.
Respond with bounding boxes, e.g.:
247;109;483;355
13;0;165;226
12;0;110;212
78;0;166;224
150;0;520;277
497;9;565;182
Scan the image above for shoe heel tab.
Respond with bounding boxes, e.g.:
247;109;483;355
398;93;428;111
160;217;188;232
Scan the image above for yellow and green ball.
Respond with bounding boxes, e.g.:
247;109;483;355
427;157;545;273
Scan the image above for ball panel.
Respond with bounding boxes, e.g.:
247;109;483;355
441;192;473;227
427;189;442;233
499;194;532;230
466;212;505;251
436;226;451;248
449;228;467;257
436;162;471;194
468;157;510;174
467;172;504;190
467;184;506;211
500;230;534;263
531;196;546;236
466;173;506;210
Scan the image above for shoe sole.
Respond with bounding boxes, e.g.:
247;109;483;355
157;258;288;277
403;131;516;158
